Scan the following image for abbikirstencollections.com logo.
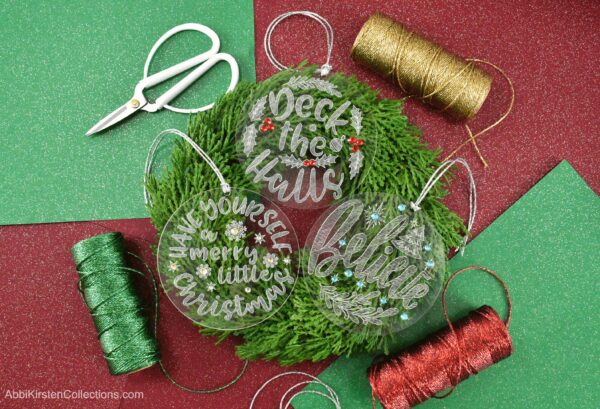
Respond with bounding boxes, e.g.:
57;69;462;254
4;389;143;400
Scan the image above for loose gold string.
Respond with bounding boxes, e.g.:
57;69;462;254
444;59;516;165
351;13;515;167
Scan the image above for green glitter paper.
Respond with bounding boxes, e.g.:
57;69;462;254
295;160;600;409
0;0;255;225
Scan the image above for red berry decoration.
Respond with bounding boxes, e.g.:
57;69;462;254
261;118;276;133
303;159;312;167
346;135;365;152
310;159;316;166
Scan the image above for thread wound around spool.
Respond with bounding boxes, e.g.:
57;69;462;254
351;13;492;121
72;232;161;376
369;305;512;409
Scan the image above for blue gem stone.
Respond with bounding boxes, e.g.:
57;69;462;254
398;204;407;212
331;274;339;283
344;269;353;278
356;280;364;289
338;239;346;247
380;297;387;305
400;312;409;321
424;244;432;252
371;213;380;221
426;259;435;269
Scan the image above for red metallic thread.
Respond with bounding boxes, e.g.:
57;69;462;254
369;266;513;409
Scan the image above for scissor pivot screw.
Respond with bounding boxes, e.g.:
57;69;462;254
130;99;140;108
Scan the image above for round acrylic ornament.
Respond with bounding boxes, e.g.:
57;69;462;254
146;129;299;331
237;12;376;209
304;157;477;335
305;193;446;335
157;187;299;330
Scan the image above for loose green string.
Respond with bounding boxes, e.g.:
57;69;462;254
71;232;248;391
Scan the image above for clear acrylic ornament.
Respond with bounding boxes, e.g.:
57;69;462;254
305;193;446;334
304;158;477;335
146;130;299;331
237;12;376;209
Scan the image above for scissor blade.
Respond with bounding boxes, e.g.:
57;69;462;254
86;102;140;136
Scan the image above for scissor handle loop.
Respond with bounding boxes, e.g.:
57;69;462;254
142;23;238;114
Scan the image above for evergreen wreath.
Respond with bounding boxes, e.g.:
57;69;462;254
146;65;465;365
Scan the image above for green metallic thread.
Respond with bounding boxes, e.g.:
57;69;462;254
71;232;160;375
71;231;248;390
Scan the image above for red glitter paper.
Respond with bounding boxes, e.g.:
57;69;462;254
1;1;599;408
0;220;332;409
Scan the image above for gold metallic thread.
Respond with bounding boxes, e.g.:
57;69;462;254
351;13;515;167
351;13;492;121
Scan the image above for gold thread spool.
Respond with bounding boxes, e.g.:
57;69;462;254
351;13;492;121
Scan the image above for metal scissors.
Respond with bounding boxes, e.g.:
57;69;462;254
86;23;239;136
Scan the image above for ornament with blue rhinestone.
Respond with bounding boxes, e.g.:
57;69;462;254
365;203;384;229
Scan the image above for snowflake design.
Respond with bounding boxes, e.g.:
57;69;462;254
331;274;339;283
365;203;384;229
196;264;211;279
206;282;216;292
225;220;246;241
263;253;279;268
254;232;266;245
283;256;291;265
168;261;179;272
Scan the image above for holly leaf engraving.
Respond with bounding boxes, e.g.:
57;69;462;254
350;105;362;136
315;154;338;168
242;125;258;156
286;76;342;98
249;95;267;121
349;150;364;180
279;154;304;168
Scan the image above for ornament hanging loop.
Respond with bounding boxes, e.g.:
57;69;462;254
144;128;230;207
264;11;334;76
411;158;476;253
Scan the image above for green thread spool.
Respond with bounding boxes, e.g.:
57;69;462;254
72;232;160;375
72;231;248;390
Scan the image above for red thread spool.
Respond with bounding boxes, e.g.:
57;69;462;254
369;266;513;409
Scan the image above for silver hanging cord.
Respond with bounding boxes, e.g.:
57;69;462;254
143;129;231;207
264;11;334;76
249;371;341;409
410;158;477;254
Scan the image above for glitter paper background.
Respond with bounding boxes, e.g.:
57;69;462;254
294;161;600;408
0;0;256;225
1;0;599;408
